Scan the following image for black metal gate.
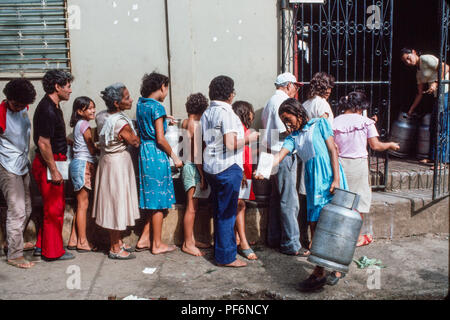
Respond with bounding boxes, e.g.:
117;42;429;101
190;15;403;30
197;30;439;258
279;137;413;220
283;0;394;189
434;0;450;200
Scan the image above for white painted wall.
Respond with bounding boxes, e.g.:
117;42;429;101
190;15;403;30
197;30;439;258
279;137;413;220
0;0;280;154
167;0;279;128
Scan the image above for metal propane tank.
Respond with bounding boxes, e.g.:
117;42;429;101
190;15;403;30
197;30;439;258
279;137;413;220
416;113;431;159
388;112;419;158
307;188;362;273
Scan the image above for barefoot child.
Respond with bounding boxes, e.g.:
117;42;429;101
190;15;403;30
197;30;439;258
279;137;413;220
180;93;211;256
68;97;99;252
232;100;257;260
255;98;348;291
333;91;400;247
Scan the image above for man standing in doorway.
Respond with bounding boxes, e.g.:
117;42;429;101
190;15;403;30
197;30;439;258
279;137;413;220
32;69;74;261
261;72;307;256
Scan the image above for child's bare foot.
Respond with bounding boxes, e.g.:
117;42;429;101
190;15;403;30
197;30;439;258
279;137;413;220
152;243;177;255
217;259;247;268
182;242;205;257
195;241;211;249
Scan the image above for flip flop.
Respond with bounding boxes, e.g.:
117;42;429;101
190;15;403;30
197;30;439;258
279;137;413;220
356;234;373;247
76;247;98;253
134;246;151;252
297;247;311;257
66;245;77;251
238;247;258;260
7;257;35;269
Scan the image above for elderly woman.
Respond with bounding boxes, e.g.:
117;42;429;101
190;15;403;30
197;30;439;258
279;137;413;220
401;48;449;165
92;83;140;260
201;75;259;267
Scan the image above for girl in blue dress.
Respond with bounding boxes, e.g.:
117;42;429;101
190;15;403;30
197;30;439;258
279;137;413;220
256;98;348;291
135;72;183;254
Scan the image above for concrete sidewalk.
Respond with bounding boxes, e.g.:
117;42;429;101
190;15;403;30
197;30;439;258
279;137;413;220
0;233;448;300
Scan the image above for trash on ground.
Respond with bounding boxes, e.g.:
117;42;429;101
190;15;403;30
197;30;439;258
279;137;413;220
353;256;386;269
123;295;149;300
142;267;157;274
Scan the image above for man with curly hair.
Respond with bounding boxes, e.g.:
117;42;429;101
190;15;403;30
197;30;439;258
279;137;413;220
0;79;36;268
32;69;75;261
261;72;306;256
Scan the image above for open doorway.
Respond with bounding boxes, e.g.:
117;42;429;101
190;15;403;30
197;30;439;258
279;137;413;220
391;0;441;119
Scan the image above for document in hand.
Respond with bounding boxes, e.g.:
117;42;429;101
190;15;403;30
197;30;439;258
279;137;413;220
46;161;70;180
239;179;252;200
193;182;211;199
255;152;274;179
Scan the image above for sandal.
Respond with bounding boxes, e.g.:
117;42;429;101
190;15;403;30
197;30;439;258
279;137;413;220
356;234;373;247
326;271;346;286
108;248;136;260
7;257;35;269
238;247;258;260
121;244;135;253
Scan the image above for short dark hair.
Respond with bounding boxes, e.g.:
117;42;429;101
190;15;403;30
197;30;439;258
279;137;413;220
185;93;209;115
308;72;335;99
278;98;309;131
400;47;421;57
232;100;254;128
140;72;169;97
337;90;370;113
42;69;74;94
209;75;234;101
3;78;36;105
70;96;95;127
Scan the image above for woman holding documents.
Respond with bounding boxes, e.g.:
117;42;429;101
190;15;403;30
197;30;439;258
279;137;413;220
255;98;347;291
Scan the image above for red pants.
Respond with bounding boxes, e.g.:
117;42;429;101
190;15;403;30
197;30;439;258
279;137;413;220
32;153;66;259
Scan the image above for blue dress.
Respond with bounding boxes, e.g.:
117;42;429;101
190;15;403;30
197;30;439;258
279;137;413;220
136;97;175;210
283;118;348;222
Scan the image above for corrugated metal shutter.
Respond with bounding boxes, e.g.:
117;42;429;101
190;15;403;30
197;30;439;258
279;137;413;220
0;0;70;78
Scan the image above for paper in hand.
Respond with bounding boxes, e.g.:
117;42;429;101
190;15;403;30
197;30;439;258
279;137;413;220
47;161;70;180
193;182;211;199
255;152;274;179
239;179;252;200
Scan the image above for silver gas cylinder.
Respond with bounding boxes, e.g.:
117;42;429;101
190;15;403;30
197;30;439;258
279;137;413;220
389;112;419;158
416;113;431;159
307;188;362;273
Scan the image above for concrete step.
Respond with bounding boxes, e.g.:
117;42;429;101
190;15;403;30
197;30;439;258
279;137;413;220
0;190;447;252
369;158;449;192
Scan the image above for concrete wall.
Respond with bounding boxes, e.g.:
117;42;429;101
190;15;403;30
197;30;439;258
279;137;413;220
166;0;279;127
0;0;280;154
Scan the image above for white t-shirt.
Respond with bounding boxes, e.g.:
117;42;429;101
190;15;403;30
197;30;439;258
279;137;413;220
417;54;449;95
302;95;334;126
201;100;244;175
261;90;289;152
73;119;96;163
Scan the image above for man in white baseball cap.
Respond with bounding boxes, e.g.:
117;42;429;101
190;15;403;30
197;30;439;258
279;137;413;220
261;72;307;256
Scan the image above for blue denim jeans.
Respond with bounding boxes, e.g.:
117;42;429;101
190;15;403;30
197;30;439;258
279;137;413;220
267;154;301;254
204;164;243;264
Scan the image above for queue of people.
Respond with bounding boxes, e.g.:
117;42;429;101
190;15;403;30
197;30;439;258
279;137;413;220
0;67;403;293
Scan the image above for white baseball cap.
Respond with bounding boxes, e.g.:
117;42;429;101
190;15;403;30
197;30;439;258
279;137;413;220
274;72;303;86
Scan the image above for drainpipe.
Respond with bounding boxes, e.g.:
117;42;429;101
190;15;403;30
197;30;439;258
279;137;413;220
164;0;173;114
281;0;287;73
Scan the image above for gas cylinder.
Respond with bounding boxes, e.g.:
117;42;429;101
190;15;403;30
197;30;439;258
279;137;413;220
416;114;431;159
389;112;419;158
307;189;362;273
